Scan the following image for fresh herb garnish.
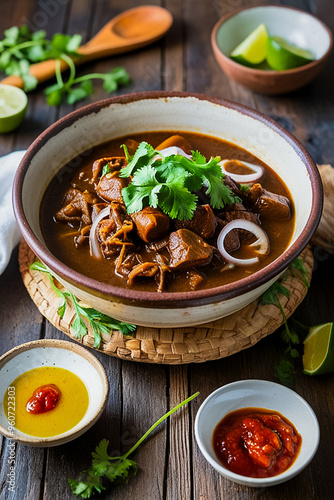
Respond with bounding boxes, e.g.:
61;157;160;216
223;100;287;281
30;260;136;347
261;257;310;385
68;391;199;498
119;142;240;220
44;55;130;106
0;25;130;105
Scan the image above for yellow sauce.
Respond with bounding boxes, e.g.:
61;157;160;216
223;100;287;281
3;366;89;437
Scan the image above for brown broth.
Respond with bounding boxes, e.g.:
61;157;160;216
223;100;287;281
40;131;295;292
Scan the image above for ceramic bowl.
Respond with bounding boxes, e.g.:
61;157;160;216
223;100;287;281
0;339;108;446
194;380;320;487
13;91;322;328
211;6;333;95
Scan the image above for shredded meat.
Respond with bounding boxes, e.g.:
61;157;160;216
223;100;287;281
91;156;127;184
97;202;134;259
127;254;170;292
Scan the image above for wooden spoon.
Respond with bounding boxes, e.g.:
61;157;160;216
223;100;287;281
1;5;173;89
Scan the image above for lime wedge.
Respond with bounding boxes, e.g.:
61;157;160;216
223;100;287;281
267;36;315;71
303;322;334;375
230;23;269;66
0;84;28;133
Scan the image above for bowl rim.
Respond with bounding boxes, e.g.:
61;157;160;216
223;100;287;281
211;4;333;76
0;339;109;446
13;90;323;307
194;379;320;486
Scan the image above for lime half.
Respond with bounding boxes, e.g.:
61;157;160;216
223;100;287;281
303;322;334;375
267;36;315;71
230;23;269;66
0;84;28;133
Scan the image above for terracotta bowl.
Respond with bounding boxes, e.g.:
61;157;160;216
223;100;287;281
211;6;333;95
13;91;322;328
0;340;108;447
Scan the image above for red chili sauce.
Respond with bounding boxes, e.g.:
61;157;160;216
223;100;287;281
26;384;61;414
213;408;302;478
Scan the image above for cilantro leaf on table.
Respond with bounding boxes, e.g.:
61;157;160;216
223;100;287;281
29;260;136;348
261;258;310;385
0;25;131;104
120;142;239;220
68;392;199;498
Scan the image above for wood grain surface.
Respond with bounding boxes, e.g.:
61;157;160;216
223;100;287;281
0;1;334;499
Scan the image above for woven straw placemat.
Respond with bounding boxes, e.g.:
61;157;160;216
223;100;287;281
19;240;313;364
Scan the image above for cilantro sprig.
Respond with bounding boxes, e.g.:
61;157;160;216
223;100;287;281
261;256;310;385
68;391;199;498
0;25;130;105
119;142;240;220
30;260;136;347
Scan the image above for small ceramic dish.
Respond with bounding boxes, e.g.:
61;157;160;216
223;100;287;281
195;379;320;487
211;5;333;94
0;339;108;447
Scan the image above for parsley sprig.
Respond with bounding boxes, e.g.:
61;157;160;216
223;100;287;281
261;256;310;385
119;142;240;220
30;260;136;347
0;25;130;105
68;391;199;498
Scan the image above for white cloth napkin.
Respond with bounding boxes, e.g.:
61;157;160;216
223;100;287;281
0;150;26;274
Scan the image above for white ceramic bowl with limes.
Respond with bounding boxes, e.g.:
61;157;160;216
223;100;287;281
0;84;28;133
211;5;333;94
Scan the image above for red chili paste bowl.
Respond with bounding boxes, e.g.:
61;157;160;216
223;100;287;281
13;92;322;328
195;380;320;487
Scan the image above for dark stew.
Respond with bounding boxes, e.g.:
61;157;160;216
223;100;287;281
40;131;295;293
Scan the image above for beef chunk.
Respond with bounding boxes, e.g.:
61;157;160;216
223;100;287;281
168;229;213;270
174;204;217;240
96;171;129;204
247;183;291;219
91;156;127;183
216;218;240;253
218;208;259;241
131;207;170;243
187;269;205;290
55;188;97;227
223;175;243;198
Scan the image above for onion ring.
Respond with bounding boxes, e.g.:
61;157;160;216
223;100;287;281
154;146;192;161
217;220;270;266
219;159;263;184
89;206;111;259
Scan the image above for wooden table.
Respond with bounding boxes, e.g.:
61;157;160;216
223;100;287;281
0;1;333;499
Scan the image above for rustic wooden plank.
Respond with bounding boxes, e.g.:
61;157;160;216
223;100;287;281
110;361;167;500
165;365;191;500
163;0;185;92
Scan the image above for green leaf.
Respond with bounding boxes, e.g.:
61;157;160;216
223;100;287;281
45;87;64;106
275;358;295;386
68;392;199;498
261;281;290;306
67;81;93;104
120;142;156;178
66;33;82;53
289;256;309;288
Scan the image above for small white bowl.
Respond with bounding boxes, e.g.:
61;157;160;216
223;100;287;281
195;379;320;487
0;339;109;447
